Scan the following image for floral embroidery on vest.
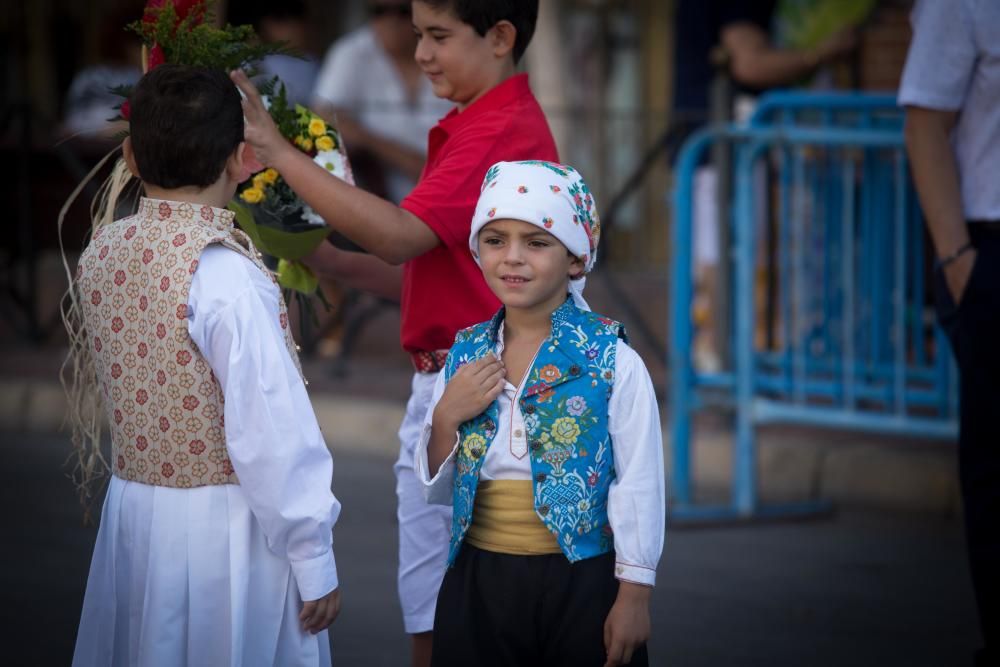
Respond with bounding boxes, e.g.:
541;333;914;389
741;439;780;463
77;198;303;488
444;298;626;564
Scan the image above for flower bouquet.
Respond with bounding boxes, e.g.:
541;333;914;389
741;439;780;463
229;80;355;299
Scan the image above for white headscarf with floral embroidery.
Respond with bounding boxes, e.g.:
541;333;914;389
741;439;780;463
469;160;601;310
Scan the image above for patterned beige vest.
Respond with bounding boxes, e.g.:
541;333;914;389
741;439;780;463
76;198;302;488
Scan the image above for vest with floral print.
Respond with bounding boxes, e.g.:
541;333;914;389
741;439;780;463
76;198;303;488
444;298;626;564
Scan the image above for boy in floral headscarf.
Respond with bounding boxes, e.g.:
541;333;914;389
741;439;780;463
415;161;665;666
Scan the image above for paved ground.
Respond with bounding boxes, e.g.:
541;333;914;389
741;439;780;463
1;429;981;666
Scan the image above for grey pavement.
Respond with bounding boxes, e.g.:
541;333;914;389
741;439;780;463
1;429;980;666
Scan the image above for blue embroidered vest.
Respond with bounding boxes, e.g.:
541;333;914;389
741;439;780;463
443;298;627;564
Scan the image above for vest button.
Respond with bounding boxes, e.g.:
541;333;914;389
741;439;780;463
471;447;483;459
569;364;581;376
484;419;495;431
524;405;536;415
534;473;546;483
538;504;550;516
530;440;541;451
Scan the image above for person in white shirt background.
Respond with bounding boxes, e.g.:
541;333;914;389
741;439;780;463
311;0;452;204
901;1;1000;664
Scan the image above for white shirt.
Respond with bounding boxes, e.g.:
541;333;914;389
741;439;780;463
899;0;1000;220
415;326;666;586
312;26;452;203
187;244;341;601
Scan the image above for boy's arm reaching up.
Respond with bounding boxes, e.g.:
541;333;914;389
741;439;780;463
232;70;439;265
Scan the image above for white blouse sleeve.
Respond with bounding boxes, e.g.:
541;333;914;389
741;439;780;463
607;341;666;587
188;245;340;602
413;369;460;505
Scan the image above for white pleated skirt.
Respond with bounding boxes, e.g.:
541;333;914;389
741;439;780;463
73;476;332;667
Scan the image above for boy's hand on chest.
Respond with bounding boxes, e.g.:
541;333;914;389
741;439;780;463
436;355;507;428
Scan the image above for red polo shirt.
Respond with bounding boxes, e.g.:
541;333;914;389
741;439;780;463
399;73;559;353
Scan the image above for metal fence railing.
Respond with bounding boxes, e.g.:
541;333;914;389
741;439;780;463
668;92;958;522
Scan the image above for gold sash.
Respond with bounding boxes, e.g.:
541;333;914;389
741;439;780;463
465;480;562;555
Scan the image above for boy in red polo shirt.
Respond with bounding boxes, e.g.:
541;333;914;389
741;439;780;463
232;1;557;664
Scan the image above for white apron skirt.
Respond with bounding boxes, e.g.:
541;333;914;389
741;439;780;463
73;476;332;666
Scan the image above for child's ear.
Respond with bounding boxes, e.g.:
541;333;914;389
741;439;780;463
121;137;142;179
568;255;585;280
490;20;516;60
228;141;261;183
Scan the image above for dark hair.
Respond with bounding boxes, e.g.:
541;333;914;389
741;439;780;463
129;65;244;189
419;0;538;63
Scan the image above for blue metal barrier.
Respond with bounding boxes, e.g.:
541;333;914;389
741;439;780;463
668;92;958;522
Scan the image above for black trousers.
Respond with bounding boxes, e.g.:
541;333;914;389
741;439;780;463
431;546;649;667
934;225;1000;664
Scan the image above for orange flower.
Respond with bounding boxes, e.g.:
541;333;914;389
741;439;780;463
539;364;561;383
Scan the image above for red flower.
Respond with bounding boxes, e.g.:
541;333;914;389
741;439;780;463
111;317;124;333
139;295;148;311
162;462;175;478
176;304;188;319
114;409;123;425
176;350;192;366
172;233;186;247
136;435;148;451
188;439;206;455
158;202;172;219
142;0;206;28
159;416;170;432
156;323;167;339
135;389;148;405
200;206;213;221
222;458;234;476
189;259;199;275
182;395;199;411
142;249;154;264
99;245;110;260
147;43;166;70
118;455;126;470
91;290;101;306
120;99;131;121
157;370;167;385
94;337;102;352
111;363;123;379
160;276;170;292
125;225;137;240
588;472;598;486
114;270;127;286
279;312;288;330
137;342;148;358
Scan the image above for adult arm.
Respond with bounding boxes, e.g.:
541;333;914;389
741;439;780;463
303;241;403;302
903;108;975;301
899;0;979;302
720;22;856;89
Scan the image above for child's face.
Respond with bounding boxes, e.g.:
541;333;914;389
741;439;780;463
412;1;505;107
477;219;583;315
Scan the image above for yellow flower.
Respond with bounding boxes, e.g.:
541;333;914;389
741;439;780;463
461;433;487;460
550;417;580;445
315;135;334;152
252;174;268;191
261;168;279;185
308;117;327;137
300;137;313;152
240;187;264;204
